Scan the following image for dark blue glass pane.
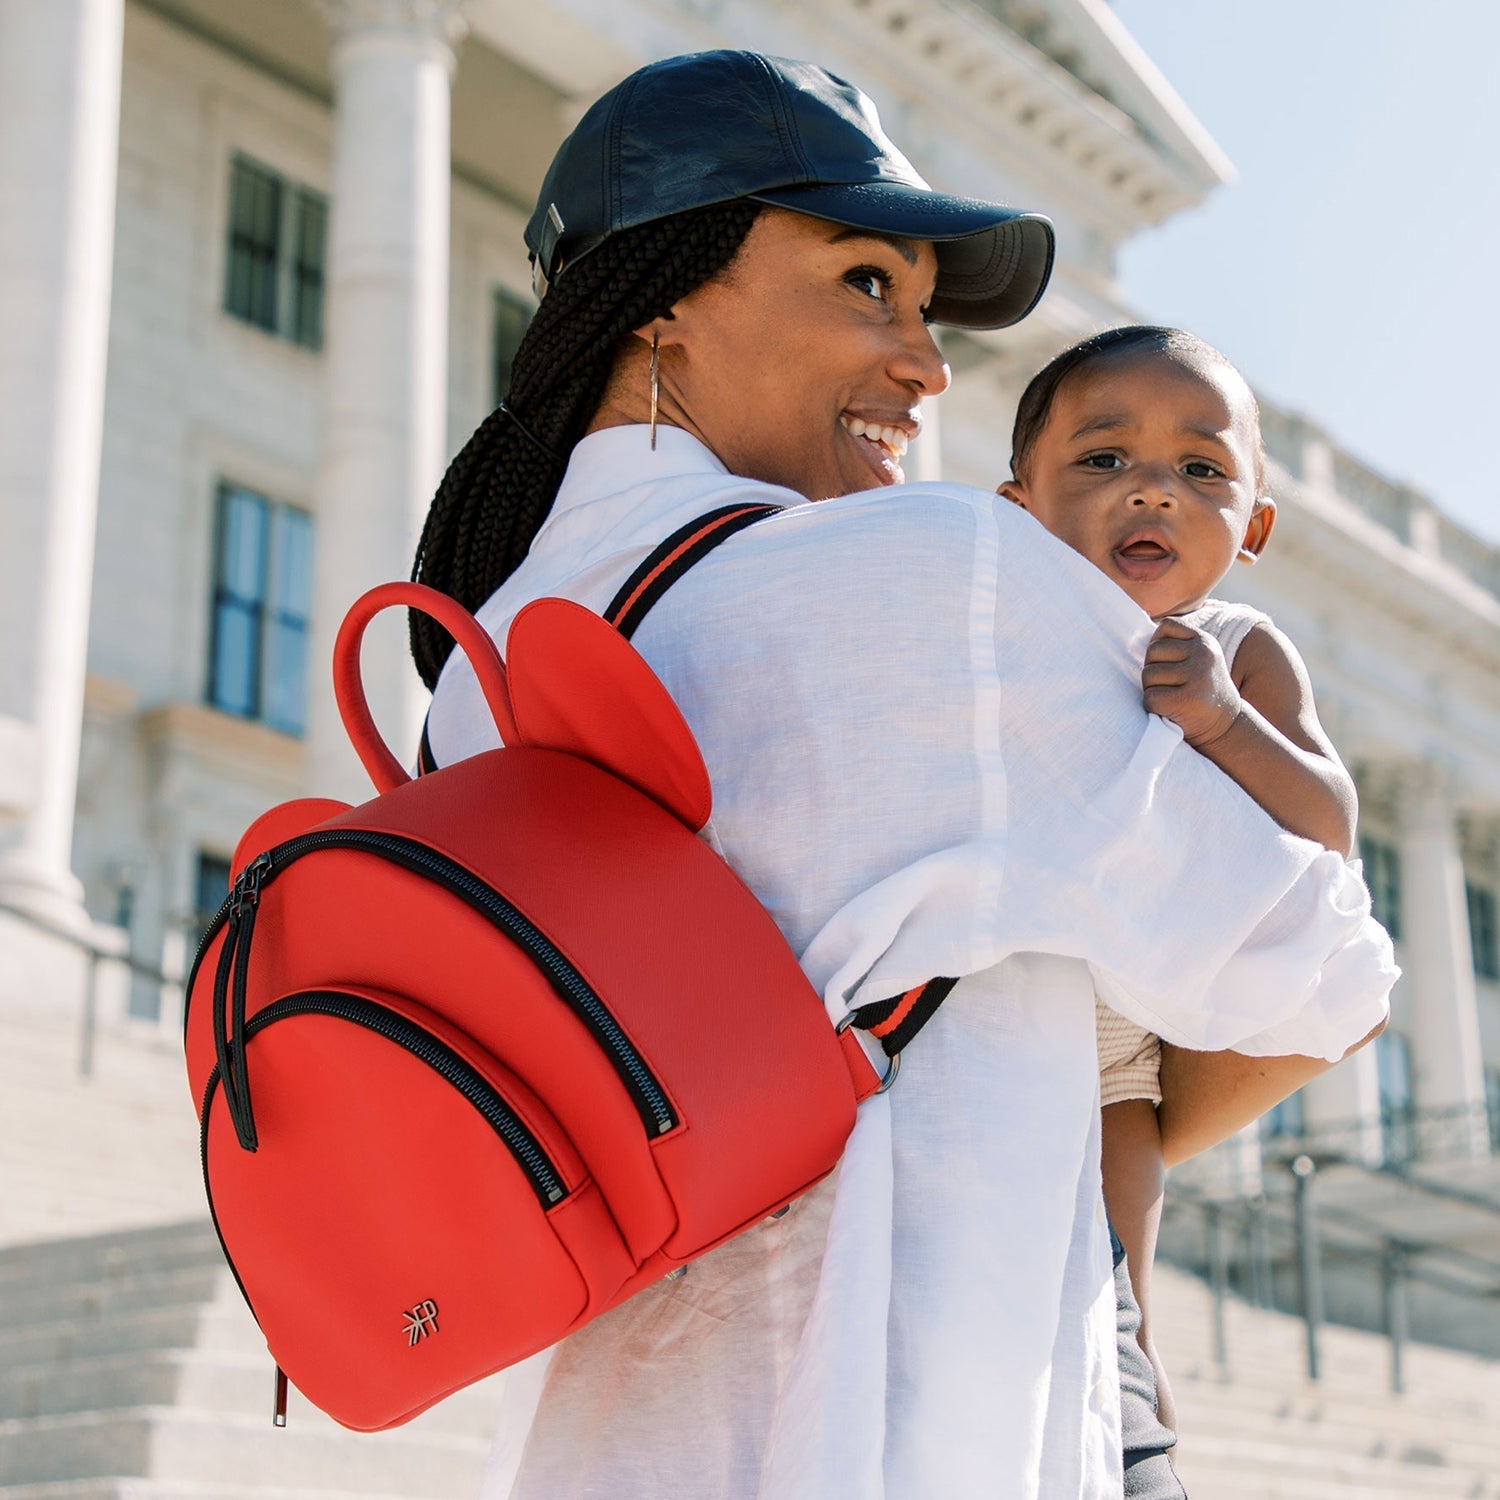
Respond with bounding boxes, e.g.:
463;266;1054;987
220;488;267;601
264;620;307;734
211;601;258;715
269;507;312;616
226;159;282;330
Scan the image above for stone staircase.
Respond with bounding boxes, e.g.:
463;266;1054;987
1157;1260;1500;1498
6;1004;1500;1498
0;1220;505;1500
5;1215;1500;1498
0;1008;203;1250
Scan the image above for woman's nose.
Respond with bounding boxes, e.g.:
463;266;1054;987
890;322;952;396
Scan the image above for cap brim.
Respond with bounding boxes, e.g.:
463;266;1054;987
751;181;1054;330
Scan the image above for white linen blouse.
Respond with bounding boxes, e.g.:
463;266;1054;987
427;425;1396;1500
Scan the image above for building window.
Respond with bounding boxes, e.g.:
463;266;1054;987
208;483;313;734
224;154;327;349
1360;835;1402;942
193;851;234;941
492;286;534;404
1376;1030;1415;1165
1467;881;1498;981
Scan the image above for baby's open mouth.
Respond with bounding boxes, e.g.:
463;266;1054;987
839;415;910;459
1117;539;1171;561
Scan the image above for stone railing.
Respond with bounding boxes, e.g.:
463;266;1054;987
1259;401;1500;609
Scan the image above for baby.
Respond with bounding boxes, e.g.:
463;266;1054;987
999;324;1358;1432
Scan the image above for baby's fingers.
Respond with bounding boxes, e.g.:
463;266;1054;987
1141;660;1192;689
1150;617;1200;643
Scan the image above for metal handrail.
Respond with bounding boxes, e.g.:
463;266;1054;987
0;898;184;1077
1164;1167;1500;1395
1261;1100;1500;1169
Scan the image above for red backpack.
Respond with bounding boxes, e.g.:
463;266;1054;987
183;506;952;1432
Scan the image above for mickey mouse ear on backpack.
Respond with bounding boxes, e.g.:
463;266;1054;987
505;598;713;832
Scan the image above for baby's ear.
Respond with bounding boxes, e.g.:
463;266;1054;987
1238;495;1277;562
997;478;1028;509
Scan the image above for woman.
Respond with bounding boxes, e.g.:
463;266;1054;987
414;52;1394;1500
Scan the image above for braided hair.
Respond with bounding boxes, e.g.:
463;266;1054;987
410;199;762;689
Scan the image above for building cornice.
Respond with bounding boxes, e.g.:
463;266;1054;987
764;0;1228;232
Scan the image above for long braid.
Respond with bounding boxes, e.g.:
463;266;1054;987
410;200;761;689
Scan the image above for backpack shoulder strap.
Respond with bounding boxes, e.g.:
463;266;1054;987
605;502;783;640
417;502;782;773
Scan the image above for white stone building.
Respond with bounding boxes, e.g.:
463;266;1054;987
2;0;1498;1266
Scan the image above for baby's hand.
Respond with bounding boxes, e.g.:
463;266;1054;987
1142;619;1242;747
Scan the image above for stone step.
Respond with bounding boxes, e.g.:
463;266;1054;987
1170;1377;1500;1473
1171;1431;1500;1499
0;1481;467;1500
0;1408;489;1493
0;1345;505;1440
0;1300;264;1367
0;1265;228;1332
0;1225;218;1288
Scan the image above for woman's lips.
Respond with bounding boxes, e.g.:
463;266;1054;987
1112;538;1175;581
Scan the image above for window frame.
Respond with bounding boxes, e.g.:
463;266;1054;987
1466;880;1499;981
206;481;313;736
492;284;535;406
223;152;328;351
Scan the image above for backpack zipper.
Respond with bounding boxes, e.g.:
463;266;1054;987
188;828;677;1137
199;989;568;1207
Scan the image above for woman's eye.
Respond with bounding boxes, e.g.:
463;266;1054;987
1081;452;1122;471
846;266;892;302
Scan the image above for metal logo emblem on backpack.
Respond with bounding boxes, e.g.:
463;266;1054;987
403;1299;439;1346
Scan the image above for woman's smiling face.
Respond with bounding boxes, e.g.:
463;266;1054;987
1001;349;1273;619
650;206;950;500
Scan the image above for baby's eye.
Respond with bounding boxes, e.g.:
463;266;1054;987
1081;452;1123;471
846;266;893;302
1182;460;1223;480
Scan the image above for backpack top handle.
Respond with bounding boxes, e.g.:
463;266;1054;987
335;582;519;794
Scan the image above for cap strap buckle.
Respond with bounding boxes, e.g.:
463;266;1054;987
533;203;566;297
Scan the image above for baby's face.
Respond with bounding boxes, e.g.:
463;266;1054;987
1001;351;1271;619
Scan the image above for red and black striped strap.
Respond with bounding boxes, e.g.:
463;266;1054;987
844;977;959;1059
605;502;784;640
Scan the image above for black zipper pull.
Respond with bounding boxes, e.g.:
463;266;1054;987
232;851;274;917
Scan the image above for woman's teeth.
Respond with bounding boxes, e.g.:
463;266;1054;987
841;416;910;457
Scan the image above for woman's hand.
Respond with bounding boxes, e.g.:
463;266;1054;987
1141;618;1242;748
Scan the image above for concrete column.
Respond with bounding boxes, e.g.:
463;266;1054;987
0;0;124;927
1398;761;1488;1156
307;0;468;799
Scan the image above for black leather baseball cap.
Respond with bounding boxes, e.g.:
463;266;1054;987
525;50;1055;330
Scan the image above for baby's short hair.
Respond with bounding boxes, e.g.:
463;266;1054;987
1010;325;1267;497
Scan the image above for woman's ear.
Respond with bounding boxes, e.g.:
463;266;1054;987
1238;496;1277;563
631;311;683;350
997;478;1028;509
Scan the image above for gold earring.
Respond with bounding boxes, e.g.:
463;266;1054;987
649;332;660;452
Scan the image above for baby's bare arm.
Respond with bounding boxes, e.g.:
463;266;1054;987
1143;619;1357;855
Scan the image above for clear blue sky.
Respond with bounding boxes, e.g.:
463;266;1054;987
1111;1;1500;545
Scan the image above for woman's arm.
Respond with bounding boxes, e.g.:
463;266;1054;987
1157;1015;1386;1168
